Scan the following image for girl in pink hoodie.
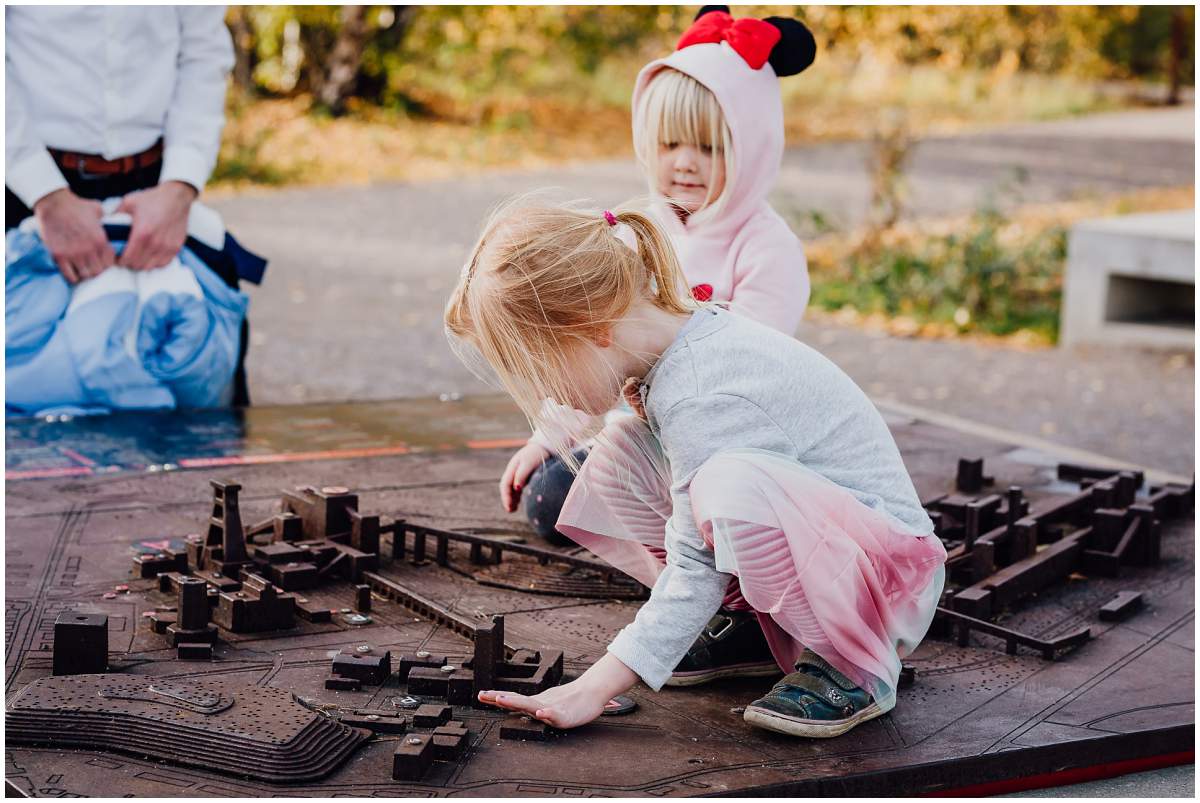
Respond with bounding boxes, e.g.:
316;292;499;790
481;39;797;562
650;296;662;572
632;5;814;333
505;10;818;629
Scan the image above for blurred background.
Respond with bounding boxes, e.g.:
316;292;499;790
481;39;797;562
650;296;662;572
205;4;1194;476
217;5;1194;187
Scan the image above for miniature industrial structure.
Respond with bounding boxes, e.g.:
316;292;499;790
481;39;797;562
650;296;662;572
929;459;1193;658
7;436;1194;795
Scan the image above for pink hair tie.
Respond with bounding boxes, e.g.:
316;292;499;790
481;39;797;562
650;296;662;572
603;210;618;227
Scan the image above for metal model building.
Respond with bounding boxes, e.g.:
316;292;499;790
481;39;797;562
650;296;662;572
4;415;1194;797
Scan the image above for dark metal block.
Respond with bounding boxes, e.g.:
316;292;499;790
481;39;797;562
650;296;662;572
1099;591;1145;622
332;649;392;685
499;715;550;741
407;666;451;696
433;721;469;738
349;508;381;554
53;612;108;676
494;650;563;696
211;574;296;633
176;642;212;660
397;652;448;681
165;622;218;646
472;615;505;698
132;550;188;578
269;561;319;591
176;575;210;631
956;458;985;493
272;512;304;543
413;704;452;728
392;735;434;781
325;676;362;691
432;733;467;761
341;712;407;733
295;598;333;623
282;486;360;539
254;542;309;564
446;671;476;705
354;583;372;612
951;586;992;620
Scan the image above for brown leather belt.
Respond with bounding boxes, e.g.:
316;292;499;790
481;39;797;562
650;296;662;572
49;139;164;177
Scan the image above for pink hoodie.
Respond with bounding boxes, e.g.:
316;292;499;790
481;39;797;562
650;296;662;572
633;40;810;336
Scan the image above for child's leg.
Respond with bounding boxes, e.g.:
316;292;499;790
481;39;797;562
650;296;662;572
524;447;589;545
690;450;946;716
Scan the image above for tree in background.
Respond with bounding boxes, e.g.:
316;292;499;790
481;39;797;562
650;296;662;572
226;5;1194;119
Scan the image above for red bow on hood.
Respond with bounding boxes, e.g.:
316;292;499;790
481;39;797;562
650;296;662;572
676;10;781;70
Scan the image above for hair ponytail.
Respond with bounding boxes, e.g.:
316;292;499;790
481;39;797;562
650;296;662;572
613;209;694;315
445;195;699;465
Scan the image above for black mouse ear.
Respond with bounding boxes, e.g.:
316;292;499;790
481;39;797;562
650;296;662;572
695;5;730;21
764;17;816;77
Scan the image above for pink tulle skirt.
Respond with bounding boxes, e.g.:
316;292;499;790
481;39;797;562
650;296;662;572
556;418;946;712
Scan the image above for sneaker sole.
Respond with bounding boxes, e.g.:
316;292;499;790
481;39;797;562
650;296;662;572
742;701;884;737
664;662;781;687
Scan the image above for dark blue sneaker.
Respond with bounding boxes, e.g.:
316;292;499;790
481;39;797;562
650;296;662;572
666;610;780;687
743;648;883;737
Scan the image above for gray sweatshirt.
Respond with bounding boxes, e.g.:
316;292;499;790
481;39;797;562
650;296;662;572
605;306;933;690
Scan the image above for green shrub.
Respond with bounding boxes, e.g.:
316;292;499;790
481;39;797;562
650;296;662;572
810;209;1067;341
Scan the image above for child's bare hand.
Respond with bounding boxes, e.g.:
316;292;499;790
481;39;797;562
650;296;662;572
477;652;639;730
477;679;607;729
499;441;551;512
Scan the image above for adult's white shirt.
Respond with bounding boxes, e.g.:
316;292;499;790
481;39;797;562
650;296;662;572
5;5;234;208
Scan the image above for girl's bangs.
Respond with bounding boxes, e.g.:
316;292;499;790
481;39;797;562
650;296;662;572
650;74;723;151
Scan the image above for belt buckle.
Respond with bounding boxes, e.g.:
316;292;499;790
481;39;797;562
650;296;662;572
74;158;105;181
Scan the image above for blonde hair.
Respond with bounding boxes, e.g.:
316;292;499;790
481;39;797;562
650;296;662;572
445;196;695;465
634;67;735;224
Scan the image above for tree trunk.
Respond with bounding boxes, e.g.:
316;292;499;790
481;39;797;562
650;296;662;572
317;5;370;115
1167;7;1186;106
227;7;257;95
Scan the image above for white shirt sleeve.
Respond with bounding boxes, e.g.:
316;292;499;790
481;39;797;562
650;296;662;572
5;32;69;208
159;6;235;192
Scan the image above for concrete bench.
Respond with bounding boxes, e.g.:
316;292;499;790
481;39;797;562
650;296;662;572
1061;209;1194;349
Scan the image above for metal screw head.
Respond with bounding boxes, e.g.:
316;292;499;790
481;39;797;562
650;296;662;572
356;644;372;653
393;696;421;709
440;664;456;674
340;608;352;614
345;613;371;625
366;714;380;721
415;650;430;658
407;737;422;745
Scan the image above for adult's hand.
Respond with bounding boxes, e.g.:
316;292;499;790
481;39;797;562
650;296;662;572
33;189;115;284
116;180;198;270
